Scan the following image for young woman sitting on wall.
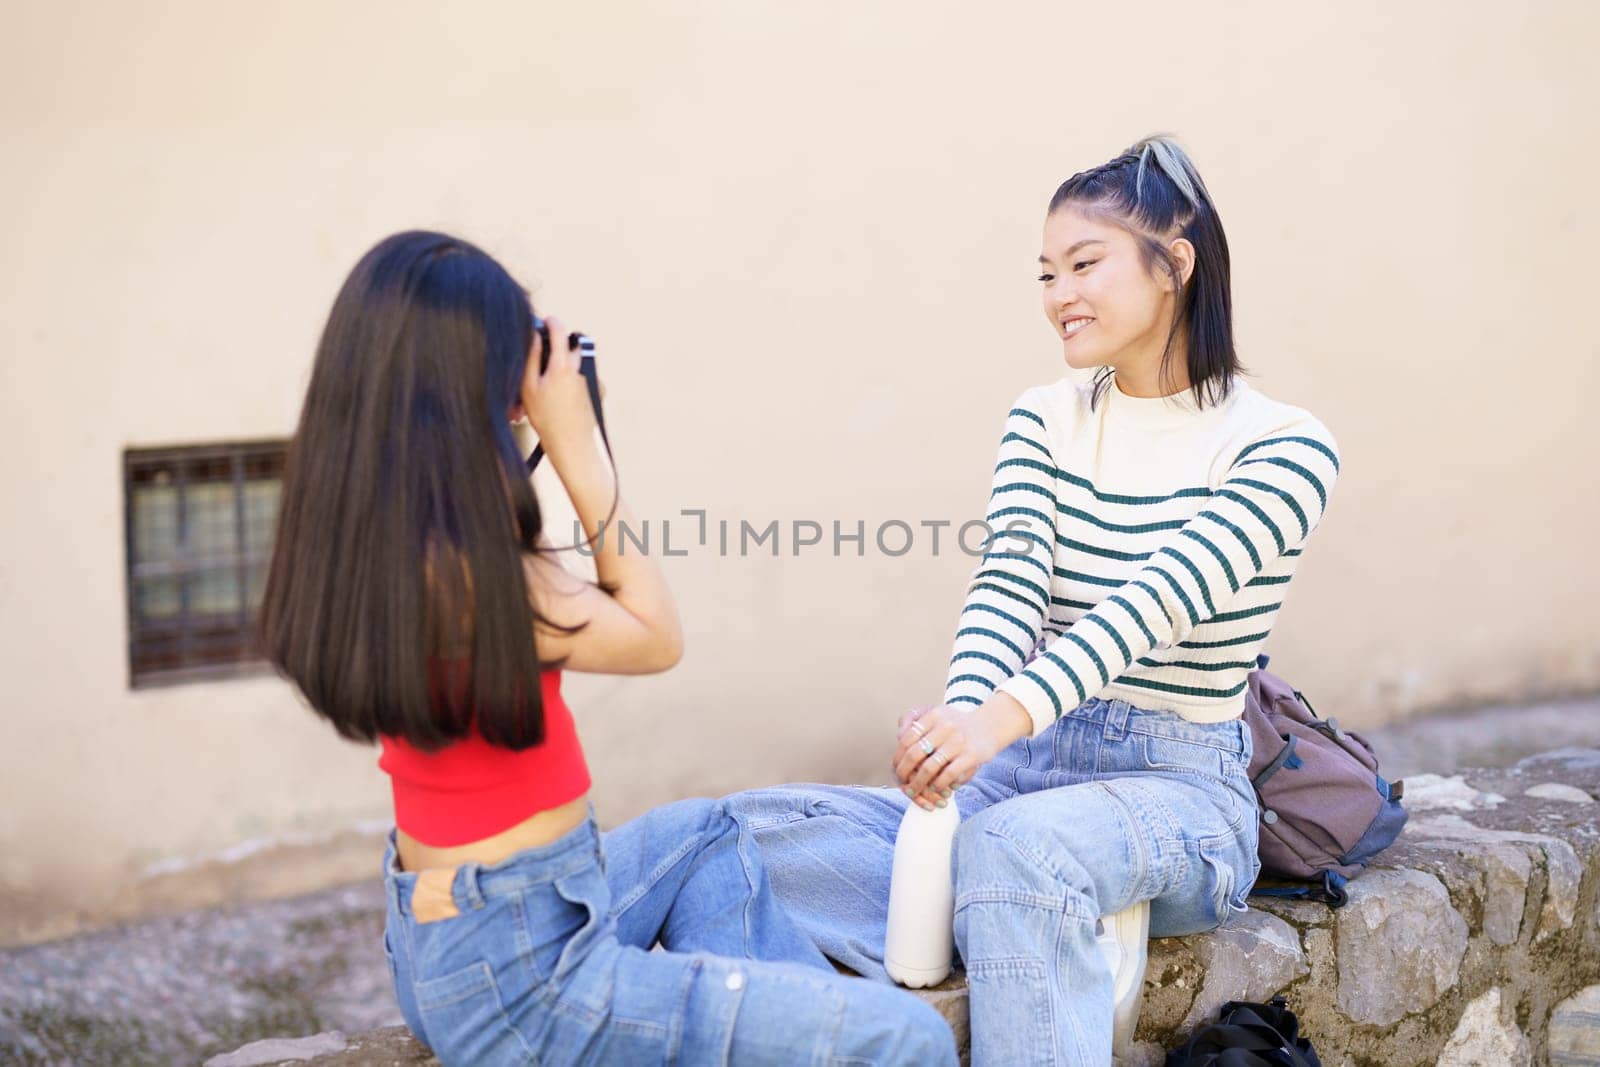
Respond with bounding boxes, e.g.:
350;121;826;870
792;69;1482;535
721;135;1342;1066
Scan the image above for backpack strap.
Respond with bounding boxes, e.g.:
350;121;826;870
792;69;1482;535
1251;733;1299;792
1248;870;1349;908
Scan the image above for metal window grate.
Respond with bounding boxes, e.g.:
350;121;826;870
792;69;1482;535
123;439;288;687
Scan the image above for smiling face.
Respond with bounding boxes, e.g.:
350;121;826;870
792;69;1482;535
1038;207;1193;385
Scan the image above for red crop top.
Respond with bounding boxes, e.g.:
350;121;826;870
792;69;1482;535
377;659;592;847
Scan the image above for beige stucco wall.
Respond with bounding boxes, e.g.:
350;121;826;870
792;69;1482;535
2;0;1596;943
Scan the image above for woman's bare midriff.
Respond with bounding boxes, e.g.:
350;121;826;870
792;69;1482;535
394;791;591;873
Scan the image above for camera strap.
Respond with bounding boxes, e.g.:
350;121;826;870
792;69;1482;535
524;355;612;474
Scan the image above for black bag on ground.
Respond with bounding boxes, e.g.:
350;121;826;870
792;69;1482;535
1165;996;1322;1067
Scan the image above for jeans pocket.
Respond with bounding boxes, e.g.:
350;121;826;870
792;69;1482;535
1198;839;1238;930
414;960;536;1063
410;891;524;974
1198;831;1259;931
1141;733;1230;780
961;956;1057;1067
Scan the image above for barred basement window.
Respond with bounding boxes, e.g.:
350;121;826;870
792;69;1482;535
124;440;287;686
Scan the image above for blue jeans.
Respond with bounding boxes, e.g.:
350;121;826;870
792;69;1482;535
719;698;1261;1066
381;797;958;1066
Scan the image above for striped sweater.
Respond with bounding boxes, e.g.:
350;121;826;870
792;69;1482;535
943;373;1340;736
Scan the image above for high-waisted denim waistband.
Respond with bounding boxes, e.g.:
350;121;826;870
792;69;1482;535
1064;697;1248;755
382;803;602;922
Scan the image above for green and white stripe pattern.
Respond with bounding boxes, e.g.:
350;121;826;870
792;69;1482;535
943;378;1340;736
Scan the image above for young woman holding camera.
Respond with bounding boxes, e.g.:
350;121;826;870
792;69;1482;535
258;231;957;1066
723;135;1341;1065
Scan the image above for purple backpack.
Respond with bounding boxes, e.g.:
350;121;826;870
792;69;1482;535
1242;655;1408;906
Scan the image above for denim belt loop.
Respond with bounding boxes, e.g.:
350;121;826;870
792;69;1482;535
1104;698;1132;741
386;874;405;917
457;862;488;911
381;844;400;912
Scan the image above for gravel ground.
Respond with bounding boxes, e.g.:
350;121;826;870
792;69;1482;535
2;696;1596;1066
0;882;399;1066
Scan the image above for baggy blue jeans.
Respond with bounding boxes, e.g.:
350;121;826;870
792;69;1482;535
381;797;959;1066
719;697;1261;1066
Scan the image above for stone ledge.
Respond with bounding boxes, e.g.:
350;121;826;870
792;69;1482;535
214;748;1600;1066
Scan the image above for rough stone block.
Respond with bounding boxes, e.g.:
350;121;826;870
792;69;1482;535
1436;988;1531;1067
1409;813;1581;941
1550;984;1600;1066
1334;868;1468;1026
204;1032;351;1067
1403;774;1506;811
1179;910;1308;1031
1525;783;1595;805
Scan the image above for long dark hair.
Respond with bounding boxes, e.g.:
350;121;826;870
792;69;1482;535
1048;134;1241;408
259;230;572;752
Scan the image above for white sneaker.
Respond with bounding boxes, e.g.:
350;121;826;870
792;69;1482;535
1095;897;1150;1057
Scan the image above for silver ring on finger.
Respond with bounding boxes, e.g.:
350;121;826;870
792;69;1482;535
908;719;927;738
919;737;934;756
930;748;951;767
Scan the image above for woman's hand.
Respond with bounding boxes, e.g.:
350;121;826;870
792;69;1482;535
892;703;1009;810
517;314;598;458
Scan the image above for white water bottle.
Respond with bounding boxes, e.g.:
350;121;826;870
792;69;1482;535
884;800;961;987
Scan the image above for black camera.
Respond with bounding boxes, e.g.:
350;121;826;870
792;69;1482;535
525;314;606;474
532;314;596;373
